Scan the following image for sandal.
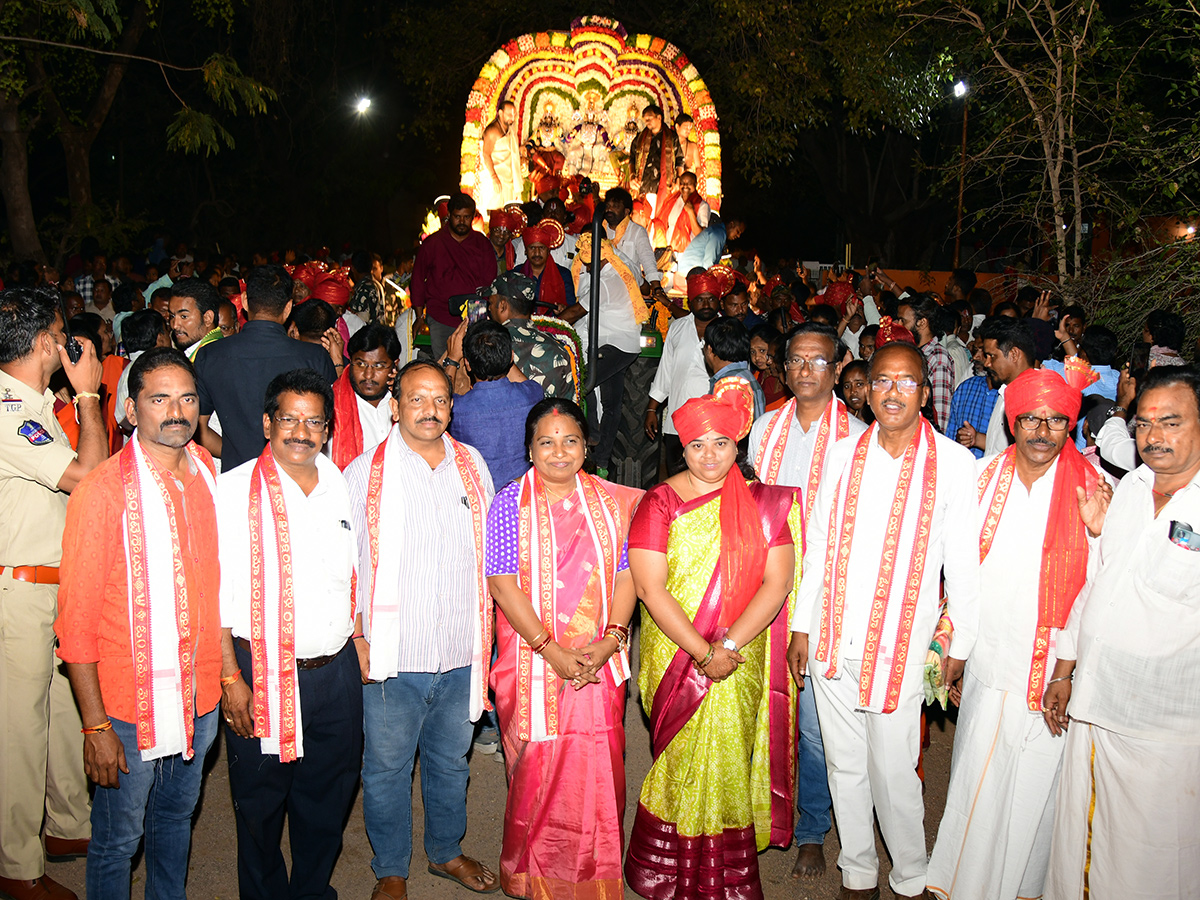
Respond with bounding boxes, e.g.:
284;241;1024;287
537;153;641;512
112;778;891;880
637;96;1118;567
428;855;500;894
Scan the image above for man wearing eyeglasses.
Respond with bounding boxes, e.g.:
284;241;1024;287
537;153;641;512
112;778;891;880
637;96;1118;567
1045;365;1200;900
330;324;401;469
216;367;364;900
788;336;979;900
749;321;866;880
927;367;1111;900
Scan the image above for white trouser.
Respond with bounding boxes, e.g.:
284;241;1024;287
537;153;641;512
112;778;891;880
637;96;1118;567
813;658;927;896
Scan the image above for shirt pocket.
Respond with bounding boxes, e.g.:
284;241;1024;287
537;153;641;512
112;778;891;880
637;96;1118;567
1139;539;1200;607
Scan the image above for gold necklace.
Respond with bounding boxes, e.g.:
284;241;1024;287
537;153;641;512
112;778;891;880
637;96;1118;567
542;479;575;503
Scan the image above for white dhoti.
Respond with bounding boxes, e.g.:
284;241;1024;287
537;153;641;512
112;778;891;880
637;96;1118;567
927;672;1063;900
1044;722;1200;900
477;127;522;214
813;658;928;896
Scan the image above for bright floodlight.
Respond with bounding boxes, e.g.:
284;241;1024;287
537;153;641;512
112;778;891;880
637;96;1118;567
355;96;372;114
1189;225;1197;235
954;80;968;98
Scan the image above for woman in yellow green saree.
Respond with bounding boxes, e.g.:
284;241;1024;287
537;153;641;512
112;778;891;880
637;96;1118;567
624;381;800;900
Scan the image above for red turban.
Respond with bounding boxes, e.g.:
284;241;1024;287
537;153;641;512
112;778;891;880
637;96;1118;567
876;316;916;346
311;269;350;307
521;219;565;250
488;209;522;233
764;275;786;296
671;380;765;627
687;265;734;302
1004;367;1087;432
672;378;755;444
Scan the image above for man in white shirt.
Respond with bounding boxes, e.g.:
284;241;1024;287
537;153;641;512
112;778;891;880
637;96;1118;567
565;235;646;477
750;321;867;879
329;324;399;469
788;340;980;900
645;276;718;472
1045;366;1200;900
959;316;1036;456
510;198;577;270
217;368;364;900
603;187;660;287
346;360;497;900
927;369;1111;900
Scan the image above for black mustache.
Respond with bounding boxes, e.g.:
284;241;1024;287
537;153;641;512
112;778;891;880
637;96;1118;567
1143;444;1171;454
285;439;315;448
1027;438;1056;447
418;416;443;425
160;419;190;428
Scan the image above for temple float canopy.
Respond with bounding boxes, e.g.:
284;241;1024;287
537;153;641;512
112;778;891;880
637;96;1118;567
460;15;721;216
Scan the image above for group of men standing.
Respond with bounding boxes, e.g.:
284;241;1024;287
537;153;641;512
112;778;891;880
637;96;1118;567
748;317;1198;900
0;282;503;900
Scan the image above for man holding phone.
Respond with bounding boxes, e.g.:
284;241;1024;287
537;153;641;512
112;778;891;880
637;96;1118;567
0;286;107;900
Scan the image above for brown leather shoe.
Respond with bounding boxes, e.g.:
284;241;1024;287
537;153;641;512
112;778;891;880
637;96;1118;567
838;888;880;900
791;842;826;878
0;874;79;900
369;876;407;900
43;836;89;863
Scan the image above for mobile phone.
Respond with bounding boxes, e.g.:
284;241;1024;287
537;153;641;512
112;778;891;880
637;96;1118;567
1169;520;1200;552
57;295;83;363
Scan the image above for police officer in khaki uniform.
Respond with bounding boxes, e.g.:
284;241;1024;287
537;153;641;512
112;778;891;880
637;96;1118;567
0;285;108;900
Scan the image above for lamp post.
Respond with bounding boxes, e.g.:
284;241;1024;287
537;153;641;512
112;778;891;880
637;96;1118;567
953;80;968;269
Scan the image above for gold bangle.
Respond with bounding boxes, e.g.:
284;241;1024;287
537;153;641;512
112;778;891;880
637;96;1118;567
694;644;715;668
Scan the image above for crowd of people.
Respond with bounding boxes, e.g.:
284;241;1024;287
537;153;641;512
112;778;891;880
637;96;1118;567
0;184;1197;900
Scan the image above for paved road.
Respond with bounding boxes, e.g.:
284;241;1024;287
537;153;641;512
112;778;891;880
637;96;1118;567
46;647;957;900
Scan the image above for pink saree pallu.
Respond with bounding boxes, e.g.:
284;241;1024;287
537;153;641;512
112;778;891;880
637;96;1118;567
489;471;641;900
624;482;798;900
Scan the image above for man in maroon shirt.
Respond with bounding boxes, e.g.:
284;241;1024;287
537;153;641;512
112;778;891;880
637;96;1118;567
410;193;496;360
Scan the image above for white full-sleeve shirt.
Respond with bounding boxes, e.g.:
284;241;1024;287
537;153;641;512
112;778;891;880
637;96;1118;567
1066;464;1200;743
218;453;357;659
792;427;981;665
648;315;710;436
606;219;661;284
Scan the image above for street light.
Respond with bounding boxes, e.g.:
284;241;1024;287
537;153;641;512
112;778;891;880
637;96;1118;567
355;96;372;114
953;80;970;269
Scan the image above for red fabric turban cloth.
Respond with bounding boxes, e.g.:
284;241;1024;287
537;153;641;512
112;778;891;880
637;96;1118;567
687;266;734;302
673;379;755;445
488;209;522;233
1004;367;1085;432
671;380;765;627
311;269;351;307
521;220;565;250
876;316;916;346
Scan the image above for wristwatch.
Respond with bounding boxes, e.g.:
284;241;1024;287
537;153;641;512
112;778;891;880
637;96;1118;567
721;638;738;652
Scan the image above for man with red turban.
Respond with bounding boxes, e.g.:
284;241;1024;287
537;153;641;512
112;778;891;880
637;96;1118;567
927;366;1112;900
488;207;525;278
517;220;574;312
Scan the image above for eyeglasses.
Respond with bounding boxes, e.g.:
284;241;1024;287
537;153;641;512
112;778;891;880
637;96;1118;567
785;357;831;372
351;360;392;372
1014;414;1071;432
870;377;923;394
273;415;327;430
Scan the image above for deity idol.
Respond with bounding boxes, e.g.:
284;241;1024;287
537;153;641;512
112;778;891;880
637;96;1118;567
526;100;566;199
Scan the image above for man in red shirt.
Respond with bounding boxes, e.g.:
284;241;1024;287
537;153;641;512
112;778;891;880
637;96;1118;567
410;192;496;360
57;347;222;900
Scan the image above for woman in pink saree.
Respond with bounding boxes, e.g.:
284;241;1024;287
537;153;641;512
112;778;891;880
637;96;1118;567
486;398;643;900
624;382;800;900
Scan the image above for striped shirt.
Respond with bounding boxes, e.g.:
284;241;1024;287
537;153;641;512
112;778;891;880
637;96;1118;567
345;431;493;673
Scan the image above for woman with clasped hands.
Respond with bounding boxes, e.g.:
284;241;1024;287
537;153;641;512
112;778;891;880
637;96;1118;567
485;398;642;900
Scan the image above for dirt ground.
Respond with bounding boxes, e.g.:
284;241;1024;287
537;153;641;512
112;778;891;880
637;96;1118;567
45;648;957;900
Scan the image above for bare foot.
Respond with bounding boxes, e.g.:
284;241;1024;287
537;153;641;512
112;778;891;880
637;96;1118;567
791;842;826;878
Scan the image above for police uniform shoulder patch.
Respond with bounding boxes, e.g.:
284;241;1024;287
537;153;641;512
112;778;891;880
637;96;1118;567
18;419;54;445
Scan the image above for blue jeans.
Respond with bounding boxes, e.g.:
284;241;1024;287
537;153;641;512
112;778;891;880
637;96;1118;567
795;675;833;846
87;709;219;900
362;667;473;879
